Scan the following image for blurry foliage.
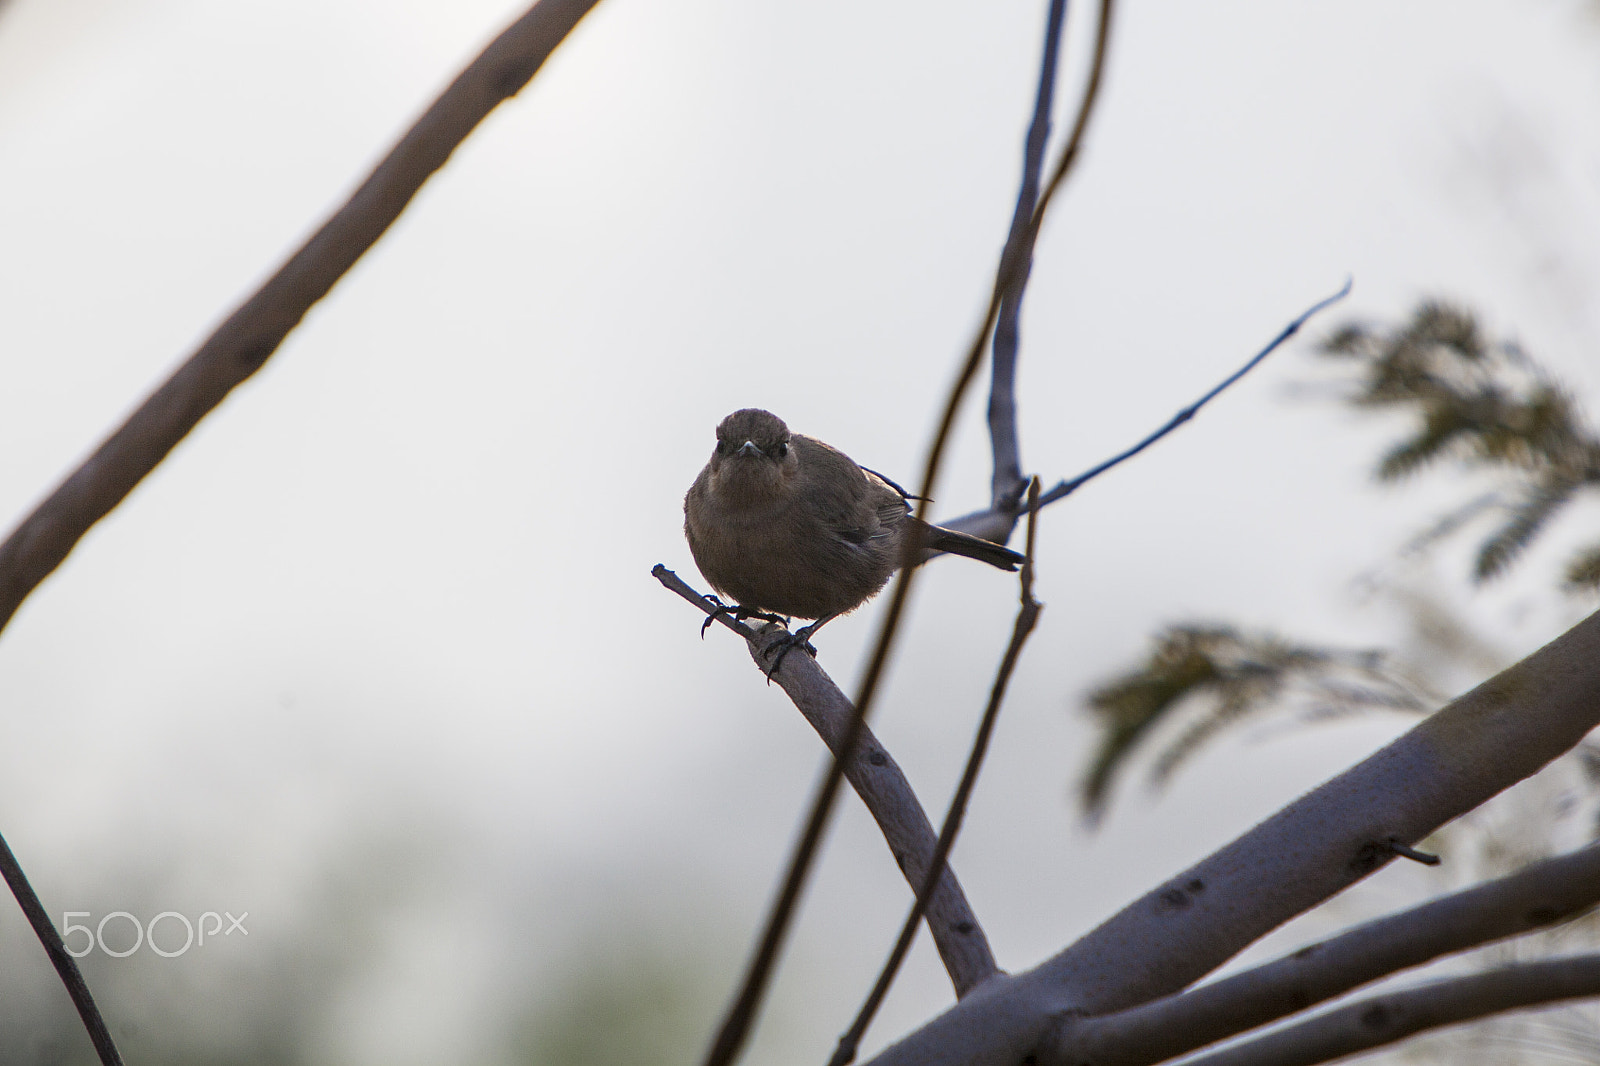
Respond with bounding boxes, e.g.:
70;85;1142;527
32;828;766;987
1324;301;1600;588
1080;299;1600;1062
1081;300;1600;816
1081;625;1428;820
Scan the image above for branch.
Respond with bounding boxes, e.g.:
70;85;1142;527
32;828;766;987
651;566;999;997
862;606;1600;1066
692;5;1117;1063
829;480;1045;1066
0;0;601;641
1038;277;1353;507
942;279;1352;542
1176;955;1600;1066
1062;839;1600;1064
0;1;601;1058
0;832;123;1066
987;0;1069;514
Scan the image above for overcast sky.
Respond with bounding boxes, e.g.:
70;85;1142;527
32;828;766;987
1;1;1598;1063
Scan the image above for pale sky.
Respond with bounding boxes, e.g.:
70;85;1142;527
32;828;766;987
1;1;1598;1063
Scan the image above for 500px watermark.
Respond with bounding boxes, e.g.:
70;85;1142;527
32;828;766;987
61;911;249;958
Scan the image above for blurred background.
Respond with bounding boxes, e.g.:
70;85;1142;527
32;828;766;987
1;1;1598;1062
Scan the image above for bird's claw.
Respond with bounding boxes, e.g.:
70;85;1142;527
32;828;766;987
699;597;785;638
760;630;819;681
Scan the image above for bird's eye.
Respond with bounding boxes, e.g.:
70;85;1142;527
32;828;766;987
774;441;789;459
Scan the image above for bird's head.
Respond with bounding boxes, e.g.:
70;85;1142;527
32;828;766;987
708;408;799;499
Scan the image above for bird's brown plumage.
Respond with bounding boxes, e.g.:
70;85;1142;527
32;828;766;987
683;409;1023;623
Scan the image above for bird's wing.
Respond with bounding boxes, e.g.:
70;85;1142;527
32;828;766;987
794;436;903;546
860;469;913;538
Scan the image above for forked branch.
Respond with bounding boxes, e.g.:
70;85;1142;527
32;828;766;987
1179;955;1600;1066
864;607;1600;1065
1063;839;1600;1064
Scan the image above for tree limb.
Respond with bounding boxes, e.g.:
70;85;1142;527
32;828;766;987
1062;839;1600;1064
0;3;601;1060
0;0;601;640
650;566;999;997
987;0;1069;515
829;480;1045;1066
861;606;1600;1066
1177;955;1600;1066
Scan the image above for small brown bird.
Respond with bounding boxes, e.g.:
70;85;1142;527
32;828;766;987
684;409;1024;661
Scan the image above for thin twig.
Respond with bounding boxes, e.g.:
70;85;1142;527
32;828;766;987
0;1;600;1055
1028;0;1115;238
1034;278;1353;508
829;478;1044;1066
0;833;123;1066
938;280;1355;543
696;7;1116;1066
1173;955;1600;1066
651;565;1000;994
1060;839;1600;1065
989;0;1070;514
652;564;763;642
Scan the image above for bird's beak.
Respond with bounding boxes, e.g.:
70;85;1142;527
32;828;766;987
737;440;764;458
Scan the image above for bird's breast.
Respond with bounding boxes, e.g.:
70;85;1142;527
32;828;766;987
685;493;896;620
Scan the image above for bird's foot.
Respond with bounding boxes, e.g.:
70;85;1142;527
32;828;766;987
760;629;819;680
699;596;786;638
760;616;836;680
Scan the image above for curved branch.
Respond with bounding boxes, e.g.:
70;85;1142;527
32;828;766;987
1064;840;1600;1064
863;607;1600;1066
650;566;999;996
829;480;1045;1066
0;0;601;639
1177;955;1600;1066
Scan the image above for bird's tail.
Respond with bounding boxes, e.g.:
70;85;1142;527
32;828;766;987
915;520;1025;571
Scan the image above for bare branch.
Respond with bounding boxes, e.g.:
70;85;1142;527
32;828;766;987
692;6;1118;1063
0;832;123;1066
1176;955;1600;1066
1063;840;1600;1065
863;607;1600;1066
0;2;600;1058
1035;277;1353;508
828;480;1045;1066
651;566;999;996
940;280;1352;542
0;0;601;641
988;0;1069;514
954;0;1117;549
1027;0;1116;237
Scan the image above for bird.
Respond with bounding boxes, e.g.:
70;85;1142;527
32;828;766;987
684;408;1024;668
